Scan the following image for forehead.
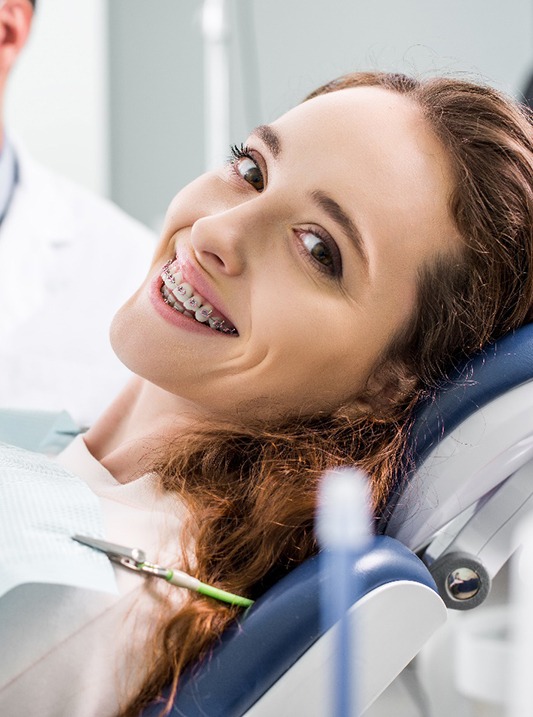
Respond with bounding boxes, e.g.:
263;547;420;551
271;85;443;179
275;84;424;134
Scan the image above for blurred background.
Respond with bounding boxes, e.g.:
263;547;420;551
7;0;533;233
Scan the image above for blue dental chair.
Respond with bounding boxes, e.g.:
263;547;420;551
138;322;533;716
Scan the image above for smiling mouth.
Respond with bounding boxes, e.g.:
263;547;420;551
159;260;238;336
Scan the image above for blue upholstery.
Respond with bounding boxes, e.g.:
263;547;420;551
408;324;533;465
140;536;436;717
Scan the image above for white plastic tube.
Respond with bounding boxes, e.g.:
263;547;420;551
316;467;372;717
201;0;230;170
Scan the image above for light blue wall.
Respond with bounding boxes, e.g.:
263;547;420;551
108;0;533;230
108;0;202;230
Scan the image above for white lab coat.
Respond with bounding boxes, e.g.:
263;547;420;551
0;143;157;426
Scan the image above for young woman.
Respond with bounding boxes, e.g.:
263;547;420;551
2;71;532;716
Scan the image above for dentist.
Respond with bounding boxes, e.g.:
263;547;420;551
0;0;155;426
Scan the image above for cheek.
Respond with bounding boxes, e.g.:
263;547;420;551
261;282;419;408
251;303;373;406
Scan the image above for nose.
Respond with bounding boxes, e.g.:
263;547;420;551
190;200;273;277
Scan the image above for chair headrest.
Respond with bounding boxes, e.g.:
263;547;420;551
379;323;533;541
409;323;533;466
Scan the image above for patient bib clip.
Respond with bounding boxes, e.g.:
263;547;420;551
72;534;254;608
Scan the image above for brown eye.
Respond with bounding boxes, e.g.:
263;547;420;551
302;232;334;269
237;157;264;192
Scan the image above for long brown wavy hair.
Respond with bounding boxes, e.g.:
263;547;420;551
121;72;533;715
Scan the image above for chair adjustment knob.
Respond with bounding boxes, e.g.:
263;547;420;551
428;551;491;610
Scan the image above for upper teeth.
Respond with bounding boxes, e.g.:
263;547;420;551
160;260;237;335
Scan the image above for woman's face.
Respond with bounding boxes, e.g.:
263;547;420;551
111;86;459;421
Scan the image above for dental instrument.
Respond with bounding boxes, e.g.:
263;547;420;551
72;534;254;608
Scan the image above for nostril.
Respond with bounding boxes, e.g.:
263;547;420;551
195;248;226;271
207;251;226;270
194;244;243;276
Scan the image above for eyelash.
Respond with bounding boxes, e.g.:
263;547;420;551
229;143;254;166
227;143;342;279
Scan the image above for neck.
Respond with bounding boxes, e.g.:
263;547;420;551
84;376;207;484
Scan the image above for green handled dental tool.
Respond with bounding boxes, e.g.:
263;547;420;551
72;534;254;608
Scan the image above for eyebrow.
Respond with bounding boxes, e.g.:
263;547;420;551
251;123;369;269
252;124;282;158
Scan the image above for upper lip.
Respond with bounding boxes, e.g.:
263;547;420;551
172;247;237;331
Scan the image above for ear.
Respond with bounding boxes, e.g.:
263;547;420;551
0;0;32;76
345;359;419;419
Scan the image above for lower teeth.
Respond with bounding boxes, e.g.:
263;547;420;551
161;285;184;313
160;285;237;335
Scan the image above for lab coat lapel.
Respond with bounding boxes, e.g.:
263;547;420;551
0;143;77;335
